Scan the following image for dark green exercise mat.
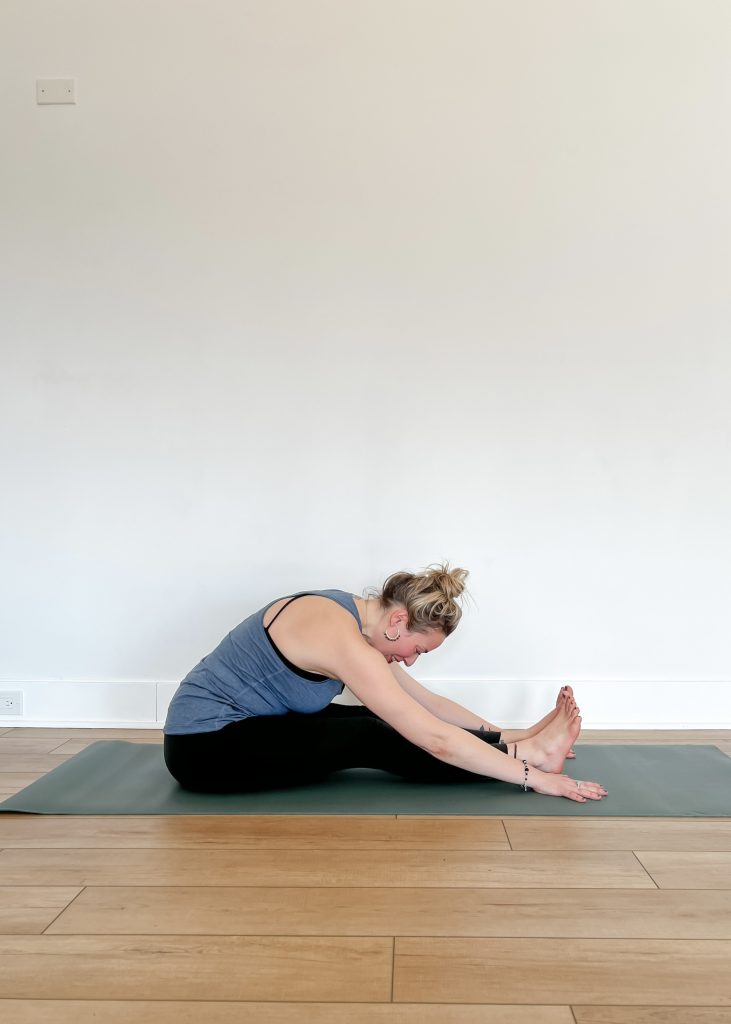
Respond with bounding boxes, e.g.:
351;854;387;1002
1;742;730;816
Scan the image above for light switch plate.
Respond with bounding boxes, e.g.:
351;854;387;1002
37;79;76;104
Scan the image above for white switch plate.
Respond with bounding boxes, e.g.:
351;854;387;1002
36;79;76;104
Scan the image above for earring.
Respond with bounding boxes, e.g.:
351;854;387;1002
384;629;401;642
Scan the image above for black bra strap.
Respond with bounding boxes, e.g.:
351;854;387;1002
264;593;309;632
263;593;329;682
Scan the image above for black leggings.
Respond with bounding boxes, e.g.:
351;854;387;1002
163;703;508;793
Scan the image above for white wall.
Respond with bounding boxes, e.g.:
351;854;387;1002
1;0;729;728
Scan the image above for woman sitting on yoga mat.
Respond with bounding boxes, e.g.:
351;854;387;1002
163;564;607;803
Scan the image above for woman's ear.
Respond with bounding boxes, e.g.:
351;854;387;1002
391;608;409;629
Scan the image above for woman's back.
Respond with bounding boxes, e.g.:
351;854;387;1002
163;589;362;735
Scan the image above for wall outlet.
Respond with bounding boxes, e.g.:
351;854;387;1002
0;692;23;715
36;79;76;104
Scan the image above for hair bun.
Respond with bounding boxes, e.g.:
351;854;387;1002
377;561;470;636
425;563;469;600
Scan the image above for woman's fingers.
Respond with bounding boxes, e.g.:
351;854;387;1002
562;777;607;802
537;773;607;802
577;781;607;800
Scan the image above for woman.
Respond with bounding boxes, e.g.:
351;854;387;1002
163;564;607;803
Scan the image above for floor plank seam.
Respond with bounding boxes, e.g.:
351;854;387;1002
390;936;395;1002
10;933;731;941
3;879;724;889
41;886;87;934
631;850;660;887
501;818;513;850
6;883;691;888
0;999;669;1005
0;931;679;939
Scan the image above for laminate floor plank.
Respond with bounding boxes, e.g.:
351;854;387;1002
0;1002;575;1024
504;819;731;851
0;848;655;887
0;773;44;799
393;937;731;1005
572;1009;731;1023
45;885;731;939
35;740;93;757
0;754;73;772
0;935;392;1002
0;739;71;755
635;852;731;888
0;815;509;850
0;886;83;934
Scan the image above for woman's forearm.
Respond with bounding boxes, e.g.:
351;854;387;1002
431;725;602;803
435;723;538;785
431;694;499;731
426;679;568;745
434;695;561;744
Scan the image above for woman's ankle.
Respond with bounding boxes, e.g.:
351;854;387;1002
513;736;542;766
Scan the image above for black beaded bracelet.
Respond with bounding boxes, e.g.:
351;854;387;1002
520;758;529;791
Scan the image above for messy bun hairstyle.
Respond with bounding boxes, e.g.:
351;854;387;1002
377;562;469;637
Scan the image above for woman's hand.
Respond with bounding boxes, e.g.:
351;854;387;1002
529;768;607;803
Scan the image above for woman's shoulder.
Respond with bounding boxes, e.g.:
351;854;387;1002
262;590;360;631
261;590;364;678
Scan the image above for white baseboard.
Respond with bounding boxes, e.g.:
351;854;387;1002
0;678;729;730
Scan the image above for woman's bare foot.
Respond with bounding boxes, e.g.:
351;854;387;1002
516;700;582;774
556;685;574;708
557;686;577;758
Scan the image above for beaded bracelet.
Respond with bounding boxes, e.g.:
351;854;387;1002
520;758;529;791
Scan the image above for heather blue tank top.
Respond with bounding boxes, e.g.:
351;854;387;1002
163;590;361;735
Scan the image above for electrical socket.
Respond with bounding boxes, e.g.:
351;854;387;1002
0;691;23;715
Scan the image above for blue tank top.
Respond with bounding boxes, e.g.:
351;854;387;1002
163;589;361;735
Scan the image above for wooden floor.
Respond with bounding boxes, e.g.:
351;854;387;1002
0;728;730;1024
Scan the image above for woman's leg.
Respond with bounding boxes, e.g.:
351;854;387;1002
163;705;508;793
316;702;504;743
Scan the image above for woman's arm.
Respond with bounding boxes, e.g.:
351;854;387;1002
389;663;573;744
321;629;600;801
388;661;498;730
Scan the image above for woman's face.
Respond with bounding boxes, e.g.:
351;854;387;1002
373;608;446;668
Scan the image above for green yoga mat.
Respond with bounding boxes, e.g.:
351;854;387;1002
1;742;729;816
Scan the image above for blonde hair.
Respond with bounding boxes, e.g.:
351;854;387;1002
376;562;469;637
